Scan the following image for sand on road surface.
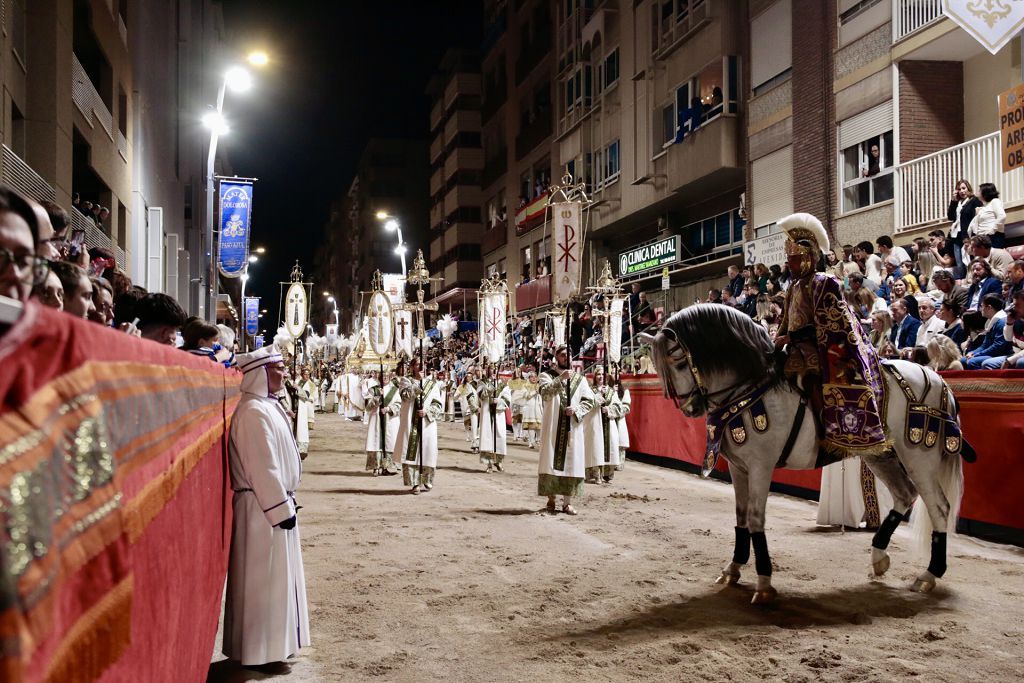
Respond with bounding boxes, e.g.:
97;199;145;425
209;412;1024;682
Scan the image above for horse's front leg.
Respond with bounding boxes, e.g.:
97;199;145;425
746;459;777;605
717;460;750;586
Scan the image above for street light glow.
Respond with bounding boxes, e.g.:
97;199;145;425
261;309;268;313
385;219;399;232
375;210;389;220
241;273;249;283
323;291;330;296
255;246;266;254
247;51;270;67
225;66;253;93
248;255;258;263
327;296;335;303
201;111;230;135
394;245;407;255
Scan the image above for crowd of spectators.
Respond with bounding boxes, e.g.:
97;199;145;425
712;221;1024;371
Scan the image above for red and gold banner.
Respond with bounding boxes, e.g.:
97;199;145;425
0;303;240;682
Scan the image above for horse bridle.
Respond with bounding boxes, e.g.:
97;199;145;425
666;334;749;412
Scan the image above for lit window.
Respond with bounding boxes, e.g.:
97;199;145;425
841;131;894;213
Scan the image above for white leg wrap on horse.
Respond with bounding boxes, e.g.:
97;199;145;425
871;547;890;577
716;561;742;585
752;575;777;604
912;570;937;593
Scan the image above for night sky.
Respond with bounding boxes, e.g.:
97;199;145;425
218;0;482;333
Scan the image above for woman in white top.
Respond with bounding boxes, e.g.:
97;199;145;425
969;182;1006;249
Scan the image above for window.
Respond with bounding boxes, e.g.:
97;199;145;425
11;0;27;67
663;56;740;149
840;0;884;25
681;208;747;264
596;48;619;94
751;0;792;91
841;131;894;212
651;0;708;54
754;223;780;239
535;238;550;275
594;140;621;190
660;104;676;147
521;246;532;279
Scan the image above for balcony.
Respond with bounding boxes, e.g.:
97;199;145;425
515;28;552;85
72;53;113;138
515;273;552;311
430;135;444;164
444;110;482;147
481;84;507;123
895;131;1024;231
482;221;508;254
481;148;508;188
430;99;444;132
444;147;484;180
892;0;943;43
430;202;445;230
515;191;550;236
430;166;444;197
515;113;552;161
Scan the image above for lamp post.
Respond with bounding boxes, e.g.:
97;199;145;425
203;53;268;323
376;212;408;278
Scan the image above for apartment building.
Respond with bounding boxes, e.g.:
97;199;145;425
0;0;225;315
746;0;1023;267
426;49;485;313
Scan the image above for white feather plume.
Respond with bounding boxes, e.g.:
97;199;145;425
437;314;458;339
273;326;292;352
777;212;830;253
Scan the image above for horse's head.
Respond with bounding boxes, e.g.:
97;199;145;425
639;327;709;418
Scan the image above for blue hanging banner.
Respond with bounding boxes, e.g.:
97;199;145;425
254;334;265;349
244;297;260;335
217;179;254;277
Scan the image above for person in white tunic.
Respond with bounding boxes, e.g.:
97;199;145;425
394;360;444;494
345;371;364;420
538;346;595;515
288;374;312;458
478;366;511;472
365;370;402;475
612;371;631;470
509;368;528;441
299;367;316;429
584;366;618;483
520;371;543;448
817;458;895;529
223;347;311;666
591;366;622;483
322;372;337;413
455;376;480;452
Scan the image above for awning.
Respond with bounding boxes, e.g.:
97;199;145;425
428;287;476;306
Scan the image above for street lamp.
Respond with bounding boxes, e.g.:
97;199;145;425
204;51;269;322
379;215;407;277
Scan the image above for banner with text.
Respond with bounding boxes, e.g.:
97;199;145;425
618;235;679;277
217;180;254;277
607;296;625;362
244;297;260;335
552;202;583;303
744;232;787;268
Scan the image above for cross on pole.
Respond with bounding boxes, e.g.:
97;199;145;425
398;249;443;340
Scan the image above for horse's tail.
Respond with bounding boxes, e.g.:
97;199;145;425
910;384;964;557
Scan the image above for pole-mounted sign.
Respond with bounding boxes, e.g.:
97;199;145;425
217;179;254;277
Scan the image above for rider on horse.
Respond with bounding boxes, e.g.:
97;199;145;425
773;213;892;462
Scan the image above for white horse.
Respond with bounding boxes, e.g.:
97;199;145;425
642;305;967;604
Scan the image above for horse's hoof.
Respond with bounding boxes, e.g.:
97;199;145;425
715;571;740;586
910;577;936;593
872;554;891;577
751;587;777;605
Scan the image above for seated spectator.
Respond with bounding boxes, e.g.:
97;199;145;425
964;258;1001;312
853;241;883;289
929;270;967;312
927;335;964;371
847;274;886;321
903;345;929;366
961;294;1011;369
726;265;743;300
135;292;187;346
31;269;64;310
916;295;945;347
876;235;911;267
89;276;114;325
705;288;723;304
879;340;898;359
739;280;759;317
1005;259;1024;308
927;229;956;270
968;235;1013;280
889;298;920;350
50;260;95;320
182;319;223;361
1000;290;1024;369
938;299;967;347
869;310;893;353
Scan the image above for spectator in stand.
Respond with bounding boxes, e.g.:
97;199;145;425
90;203;102;227
705;288;723;304
889;298;920;350
726;265;744;300
961;310;987;355
916;295;945;347
938;299;967;347
1006;260;1024;308
927;335;964;371
885;254;920;294
947;179;980;278
72;192;81;209
31;269;64;310
182;319;223;361
904;346;930;366
876;235;911;269
853;240;883;289
739;280;759;318
50;261;95;320
1000;290;1024;369
926;229;955;271
969;234;1013;281
0;186;44;307
969;182;1006;248
99;206;110;227
846;274;885;320
90;277;114;325
135;292;187;346
929;270;967;312
768;264;784;293
962;294;1011;369
964;258;1001;313
754;293;781;336
754;263;770;293
40;200;70;244
912;237;938;290
869;310;893;353
636;291;656;327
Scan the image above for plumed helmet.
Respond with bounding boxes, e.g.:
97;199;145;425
779;213;829;276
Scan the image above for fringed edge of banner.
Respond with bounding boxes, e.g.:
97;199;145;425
42;574;133;683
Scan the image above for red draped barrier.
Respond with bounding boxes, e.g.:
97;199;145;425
623;371;1024;536
0;303;238;682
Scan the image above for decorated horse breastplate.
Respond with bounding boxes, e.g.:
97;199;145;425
880;362;962;456
703;384;772;478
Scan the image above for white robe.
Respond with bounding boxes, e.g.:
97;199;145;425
521;382;542;428
596;385;621;468
456;382;480;446
299;380;316;425
538;371;594;483
395;377;444;469
479;380;511;455
817;457;895;528
365;379;402;453
616;387;631;451
345;373;364;419
224;394;310;666
584;387;606;470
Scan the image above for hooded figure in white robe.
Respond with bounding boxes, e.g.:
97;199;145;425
224;347;311;666
478;373;511;471
365;374;402;474
456;378;480;451
394;365;445;493
538;346;594;515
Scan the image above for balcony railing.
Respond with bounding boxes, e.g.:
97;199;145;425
481;221;508;254
895;131;1024;231
515;113;552;161
892;0;944;43
72;54;114;138
515;273;552;311
515;191;550;235
1;145;56;204
515;28;552;84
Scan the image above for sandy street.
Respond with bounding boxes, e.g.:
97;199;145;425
209;412;1024;683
